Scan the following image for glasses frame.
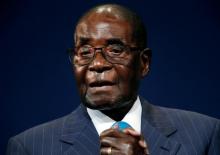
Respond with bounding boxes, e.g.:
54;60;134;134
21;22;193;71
67;44;141;66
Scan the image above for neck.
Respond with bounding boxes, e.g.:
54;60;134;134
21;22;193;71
101;97;136;121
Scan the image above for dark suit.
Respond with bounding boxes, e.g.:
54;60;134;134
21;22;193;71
6;98;220;155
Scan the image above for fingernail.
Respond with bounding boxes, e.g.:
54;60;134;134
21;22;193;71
143;140;147;147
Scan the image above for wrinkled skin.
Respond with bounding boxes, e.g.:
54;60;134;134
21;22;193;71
74;13;149;112
73;7;150;155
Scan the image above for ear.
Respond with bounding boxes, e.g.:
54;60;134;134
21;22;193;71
140;48;151;78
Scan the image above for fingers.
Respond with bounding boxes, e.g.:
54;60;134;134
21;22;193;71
100;131;135;149
100;147;121;155
123;128;150;154
100;128;150;155
139;138;150;155
139;139;146;148
100;136;119;148
100;128;129;138
123;128;141;136
100;129;136;154
101;127;141;138
100;147;112;155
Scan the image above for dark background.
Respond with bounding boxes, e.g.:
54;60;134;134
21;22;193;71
1;0;220;154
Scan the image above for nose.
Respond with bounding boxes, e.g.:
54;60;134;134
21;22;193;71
88;51;112;73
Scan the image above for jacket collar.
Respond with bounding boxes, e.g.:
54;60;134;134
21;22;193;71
59;98;181;154
59;104;100;154
140;97;181;154
140;97;177;136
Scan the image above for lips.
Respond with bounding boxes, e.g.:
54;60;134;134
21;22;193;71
89;80;115;87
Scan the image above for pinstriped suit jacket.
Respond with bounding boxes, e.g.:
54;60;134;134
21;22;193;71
6;98;220;155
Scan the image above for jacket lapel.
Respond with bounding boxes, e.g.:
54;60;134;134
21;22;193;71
59;98;181;155
140;97;181;155
59;105;100;155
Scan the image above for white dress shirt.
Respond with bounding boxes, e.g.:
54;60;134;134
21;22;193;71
87;96;142;135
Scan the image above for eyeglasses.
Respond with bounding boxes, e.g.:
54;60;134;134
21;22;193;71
68;44;140;66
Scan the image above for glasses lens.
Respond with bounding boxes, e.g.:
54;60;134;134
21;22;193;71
77;46;94;58
105;44;126;58
72;46;94;65
71;45;138;66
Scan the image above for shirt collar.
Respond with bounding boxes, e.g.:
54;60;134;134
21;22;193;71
87;96;142;135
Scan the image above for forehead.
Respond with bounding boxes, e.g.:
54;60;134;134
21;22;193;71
75;14;134;45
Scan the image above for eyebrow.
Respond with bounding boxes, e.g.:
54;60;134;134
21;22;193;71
76;37;125;46
107;38;124;45
77;37;90;46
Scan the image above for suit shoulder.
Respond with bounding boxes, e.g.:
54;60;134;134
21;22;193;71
11;113;71;143
6;106;86;154
160;105;218;122
154;105;220;132
141;97;220;129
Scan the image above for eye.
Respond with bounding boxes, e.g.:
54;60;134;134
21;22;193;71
107;44;124;56
78;46;93;57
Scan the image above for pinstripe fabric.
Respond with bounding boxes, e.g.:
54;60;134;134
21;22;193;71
6;98;220;155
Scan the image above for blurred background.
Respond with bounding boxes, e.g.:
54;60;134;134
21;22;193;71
1;0;220;154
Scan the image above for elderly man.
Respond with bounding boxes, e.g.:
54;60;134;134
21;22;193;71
6;4;220;155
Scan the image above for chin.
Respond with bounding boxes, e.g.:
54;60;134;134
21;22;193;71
83;95;116;110
82;94;134;110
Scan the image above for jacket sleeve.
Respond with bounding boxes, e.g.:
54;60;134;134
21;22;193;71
6;137;29;155
207;120;220;155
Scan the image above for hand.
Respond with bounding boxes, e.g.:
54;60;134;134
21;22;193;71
100;128;149;155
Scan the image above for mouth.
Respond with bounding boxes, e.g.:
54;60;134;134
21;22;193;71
89;81;115;87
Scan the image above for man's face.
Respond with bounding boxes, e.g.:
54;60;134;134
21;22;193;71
73;13;148;110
